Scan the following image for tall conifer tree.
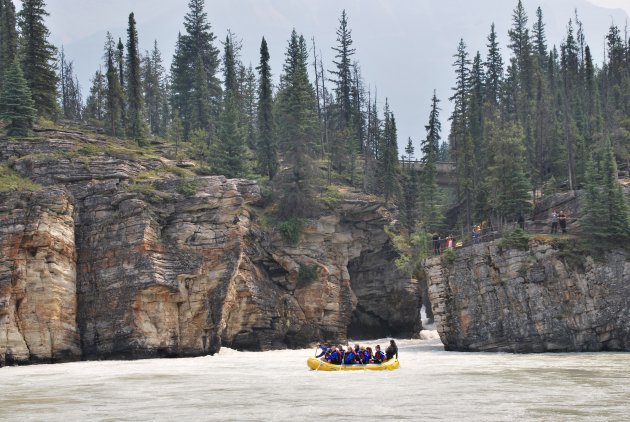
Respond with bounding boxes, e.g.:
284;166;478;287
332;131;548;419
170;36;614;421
171;0;221;138
84;69;106;124
0;60;37;135
256;37;277;179
0;0;18;88
18;0;58;117
276;30;320;218
104;32;124;136
125;13;147;144
211;33;246;178
329;10;357;173
419;92;444;231
143;41;166;136
485;23;503;107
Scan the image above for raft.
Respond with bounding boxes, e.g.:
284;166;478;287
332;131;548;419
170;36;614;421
307;357;400;371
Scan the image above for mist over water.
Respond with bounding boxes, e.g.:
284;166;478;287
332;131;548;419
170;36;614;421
2;335;630;421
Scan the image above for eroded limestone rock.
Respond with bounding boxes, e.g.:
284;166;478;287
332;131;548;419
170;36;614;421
0;188;81;364
1;134;421;363
425;241;630;352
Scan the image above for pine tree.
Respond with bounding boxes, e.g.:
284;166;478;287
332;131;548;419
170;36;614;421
485;23;503;107
401;167;420;231
125;13;147;144
330;10;356;130
171;0;221;138
532;7;548;67
328;10;357;173
581;143;630;243
275;29;320;218
104;32;124;136
84;69;106;124
469;52;485;175
449;38;474;229
241;64;258;151
419;91;444;231
210;33;246;178
483;119;531;228
143;40;166;136
560;20;580;190
404;137;414;163
0;0;18;90
17;0;58;117
379;100;400;205
0;60;37;136
256;37;277;179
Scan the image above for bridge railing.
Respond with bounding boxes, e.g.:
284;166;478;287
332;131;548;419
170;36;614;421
426;221;566;256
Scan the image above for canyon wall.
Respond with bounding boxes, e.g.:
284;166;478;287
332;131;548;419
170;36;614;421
0;134;420;364
425;241;630;352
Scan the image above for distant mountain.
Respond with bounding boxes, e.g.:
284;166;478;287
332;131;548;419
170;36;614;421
46;0;628;150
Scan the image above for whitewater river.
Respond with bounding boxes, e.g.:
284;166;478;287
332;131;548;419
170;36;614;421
1;333;629;421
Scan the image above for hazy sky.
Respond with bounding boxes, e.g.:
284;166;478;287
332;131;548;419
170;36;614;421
21;0;630;152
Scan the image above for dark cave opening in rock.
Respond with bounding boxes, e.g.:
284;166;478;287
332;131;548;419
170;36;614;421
346;245;423;340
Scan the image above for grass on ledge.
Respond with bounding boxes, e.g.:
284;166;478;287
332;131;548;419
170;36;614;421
0;165;41;193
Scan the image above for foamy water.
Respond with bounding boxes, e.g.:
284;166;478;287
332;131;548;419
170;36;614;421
1;335;629;421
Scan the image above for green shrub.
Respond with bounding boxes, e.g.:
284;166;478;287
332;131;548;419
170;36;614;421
554;238;587;271
193;164;214;176
278;217;304;244
178;180;198;197
320;185;343;207
441;247;457;266
498;228;530;251
297;264;319;287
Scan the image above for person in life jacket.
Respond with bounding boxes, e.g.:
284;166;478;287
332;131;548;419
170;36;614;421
325;347;342;365
315;343;330;358
344;347;356;364
366;346;374;363
373;345;385;363
360;346;371;364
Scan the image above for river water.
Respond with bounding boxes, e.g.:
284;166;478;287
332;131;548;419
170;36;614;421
1;333;629;421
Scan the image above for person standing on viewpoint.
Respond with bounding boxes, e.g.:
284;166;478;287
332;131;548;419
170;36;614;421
559;210;567;233
550;210;558;234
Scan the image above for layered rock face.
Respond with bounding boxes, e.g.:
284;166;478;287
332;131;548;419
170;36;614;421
0;188;81;363
1;135;420;363
426;242;630;352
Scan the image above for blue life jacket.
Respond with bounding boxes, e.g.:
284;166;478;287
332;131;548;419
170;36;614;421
327;350;341;364
315;345;329;358
374;350;385;363
362;350;371;363
344;351;355;364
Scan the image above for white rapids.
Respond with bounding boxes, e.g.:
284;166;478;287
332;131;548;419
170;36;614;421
1;334;630;421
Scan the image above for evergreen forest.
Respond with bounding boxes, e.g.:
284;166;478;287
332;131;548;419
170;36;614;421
1;0;629;251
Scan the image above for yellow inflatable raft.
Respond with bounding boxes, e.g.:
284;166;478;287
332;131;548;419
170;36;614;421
307;357;400;371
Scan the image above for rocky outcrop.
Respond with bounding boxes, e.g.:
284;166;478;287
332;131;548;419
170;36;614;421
1;134;420;364
425;241;630;352
0;188;81;363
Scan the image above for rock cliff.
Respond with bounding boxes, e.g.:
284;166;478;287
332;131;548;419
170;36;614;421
1;133;421;364
425;241;630;352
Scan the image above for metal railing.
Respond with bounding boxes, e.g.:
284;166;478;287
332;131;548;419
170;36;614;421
427;220;575;256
